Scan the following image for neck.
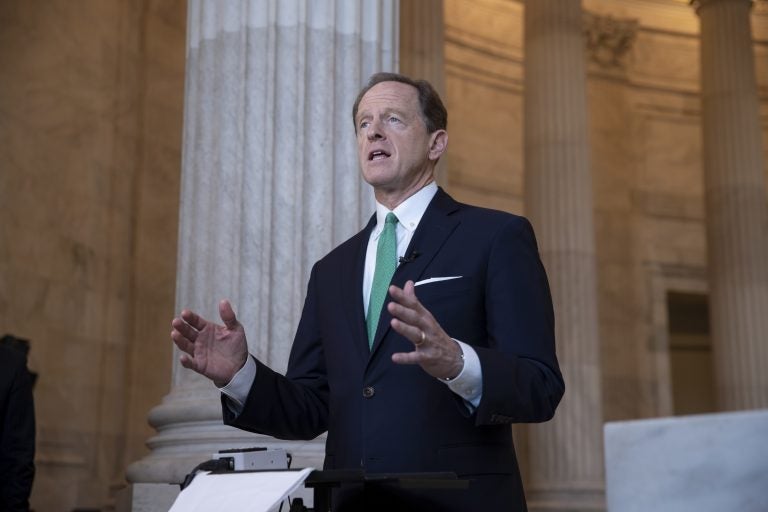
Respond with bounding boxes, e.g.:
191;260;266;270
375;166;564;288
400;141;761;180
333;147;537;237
374;175;435;210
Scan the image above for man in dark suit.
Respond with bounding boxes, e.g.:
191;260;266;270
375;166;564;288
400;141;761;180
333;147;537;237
172;72;564;511
0;337;36;511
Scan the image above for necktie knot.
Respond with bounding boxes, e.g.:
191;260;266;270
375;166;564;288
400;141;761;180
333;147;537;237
385;212;398;226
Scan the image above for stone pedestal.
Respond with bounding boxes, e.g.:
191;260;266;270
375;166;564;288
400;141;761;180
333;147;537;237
695;0;768;411
523;1;605;509
604;409;768;511
127;0;397;486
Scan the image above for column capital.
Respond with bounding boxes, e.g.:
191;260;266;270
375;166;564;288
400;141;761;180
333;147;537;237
583;11;639;70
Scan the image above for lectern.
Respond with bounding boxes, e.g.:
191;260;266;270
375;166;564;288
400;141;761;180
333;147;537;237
298;470;469;512
173;461;469;512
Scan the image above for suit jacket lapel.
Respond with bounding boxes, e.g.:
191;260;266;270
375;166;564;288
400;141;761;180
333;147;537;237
343;213;377;364
370;188;461;355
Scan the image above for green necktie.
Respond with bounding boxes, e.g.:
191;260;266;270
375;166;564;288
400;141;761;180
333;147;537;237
367;212;398;347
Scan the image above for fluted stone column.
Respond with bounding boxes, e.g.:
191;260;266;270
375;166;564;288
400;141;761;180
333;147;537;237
523;1;604;510
399;0;447;184
127;0;398;484
695;0;768;410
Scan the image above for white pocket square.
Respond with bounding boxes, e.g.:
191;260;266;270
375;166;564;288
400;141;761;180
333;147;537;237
414;276;463;286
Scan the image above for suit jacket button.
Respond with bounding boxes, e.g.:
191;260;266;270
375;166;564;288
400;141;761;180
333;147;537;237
362;386;375;398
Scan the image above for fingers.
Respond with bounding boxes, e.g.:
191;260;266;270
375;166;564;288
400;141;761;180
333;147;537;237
171;308;210;359
388;281;460;378
171;313;200;358
388;281;422;320
181;309;207;331
172;301;245;382
390;318;425;346
388;281;434;342
391;350;424;365
388;281;421;311
219;300;239;330
416;329;426;347
179;353;200;372
172;315;198;341
172;300;238;345
171;328;195;356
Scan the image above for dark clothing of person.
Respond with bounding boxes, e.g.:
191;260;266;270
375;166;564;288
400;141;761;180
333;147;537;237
0;345;35;511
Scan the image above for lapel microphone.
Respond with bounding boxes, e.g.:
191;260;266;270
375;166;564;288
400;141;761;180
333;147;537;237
398;251;420;264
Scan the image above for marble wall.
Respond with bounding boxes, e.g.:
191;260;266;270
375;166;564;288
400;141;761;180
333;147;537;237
0;1;186;510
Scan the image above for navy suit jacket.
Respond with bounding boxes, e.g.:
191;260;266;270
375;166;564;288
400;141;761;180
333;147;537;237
225;188;564;511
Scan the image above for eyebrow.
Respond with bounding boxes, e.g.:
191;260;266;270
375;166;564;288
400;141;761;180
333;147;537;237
356;108;410;124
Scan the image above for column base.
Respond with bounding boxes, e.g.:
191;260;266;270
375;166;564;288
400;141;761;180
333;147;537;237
125;387;326;484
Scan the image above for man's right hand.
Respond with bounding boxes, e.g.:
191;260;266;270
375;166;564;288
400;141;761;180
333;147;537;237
171;300;248;387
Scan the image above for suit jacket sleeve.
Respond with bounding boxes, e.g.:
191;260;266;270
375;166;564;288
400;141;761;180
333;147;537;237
473;215;564;426
222;263;330;440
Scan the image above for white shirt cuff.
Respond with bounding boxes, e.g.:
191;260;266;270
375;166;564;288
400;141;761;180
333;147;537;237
219;356;257;413
443;340;482;409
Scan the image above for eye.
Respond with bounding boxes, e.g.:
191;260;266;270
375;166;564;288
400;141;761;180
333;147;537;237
358;120;370;129
387;115;401;124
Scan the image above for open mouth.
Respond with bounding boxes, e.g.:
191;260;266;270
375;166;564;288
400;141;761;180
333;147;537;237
368;150;391;161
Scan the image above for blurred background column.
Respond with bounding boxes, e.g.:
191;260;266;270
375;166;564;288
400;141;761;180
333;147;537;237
523;0;605;509
399;0;447;184
127;0;398;484
694;0;768;410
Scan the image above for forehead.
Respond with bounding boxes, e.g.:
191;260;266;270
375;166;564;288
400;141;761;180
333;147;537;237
357;81;420;116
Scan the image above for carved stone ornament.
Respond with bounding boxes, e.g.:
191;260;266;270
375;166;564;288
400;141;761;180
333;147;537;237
583;12;639;70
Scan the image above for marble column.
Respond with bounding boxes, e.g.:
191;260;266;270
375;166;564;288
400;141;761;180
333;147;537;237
127;0;398;484
694;0;768;410
523;1;604;510
399;0;447;184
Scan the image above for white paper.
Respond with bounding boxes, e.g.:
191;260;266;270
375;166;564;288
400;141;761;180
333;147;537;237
169;468;315;512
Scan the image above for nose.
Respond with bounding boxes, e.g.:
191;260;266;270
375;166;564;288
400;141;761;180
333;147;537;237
365;119;385;141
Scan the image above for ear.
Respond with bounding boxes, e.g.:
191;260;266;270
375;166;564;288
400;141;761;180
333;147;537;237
427;130;448;161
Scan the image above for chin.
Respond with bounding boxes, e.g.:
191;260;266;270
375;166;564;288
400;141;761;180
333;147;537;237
361;169;394;189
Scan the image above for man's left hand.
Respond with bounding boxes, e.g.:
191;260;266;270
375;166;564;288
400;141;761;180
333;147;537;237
388;281;464;380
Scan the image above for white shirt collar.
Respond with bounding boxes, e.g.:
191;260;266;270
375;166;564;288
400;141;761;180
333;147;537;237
373;181;439;238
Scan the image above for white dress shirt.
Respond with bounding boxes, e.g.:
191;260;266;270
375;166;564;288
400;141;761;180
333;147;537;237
221;181;483;410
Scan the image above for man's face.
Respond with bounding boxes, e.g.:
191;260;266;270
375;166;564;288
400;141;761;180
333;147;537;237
355;81;445;203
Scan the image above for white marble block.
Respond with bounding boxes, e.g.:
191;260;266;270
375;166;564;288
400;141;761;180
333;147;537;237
604;409;768;512
114;483;179;512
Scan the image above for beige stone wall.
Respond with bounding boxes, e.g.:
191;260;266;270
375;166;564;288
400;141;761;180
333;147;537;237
445;0;525;214
0;1;185;509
